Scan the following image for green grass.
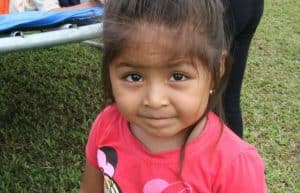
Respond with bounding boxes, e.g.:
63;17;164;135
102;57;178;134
242;0;299;192
0;45;104;192
0;0;299;192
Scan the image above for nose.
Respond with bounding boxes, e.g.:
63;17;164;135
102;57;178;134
143;83;169;109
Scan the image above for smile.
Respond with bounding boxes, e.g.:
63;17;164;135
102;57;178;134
139;115;176;126
139;114;175;120
145;116;173;120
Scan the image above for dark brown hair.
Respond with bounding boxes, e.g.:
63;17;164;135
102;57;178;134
101;0;231;115
100;0;232;178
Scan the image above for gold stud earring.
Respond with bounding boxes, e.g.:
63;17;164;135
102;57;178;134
209;89;215;95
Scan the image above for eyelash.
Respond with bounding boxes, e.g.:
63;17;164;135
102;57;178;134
170;72;188;81
124;73;143;82
123;72;189;82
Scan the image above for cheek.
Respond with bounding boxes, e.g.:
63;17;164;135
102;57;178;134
110;78;128;101
112;88;140;119
112;84;140;106
175;89;210;121
114;98;136;122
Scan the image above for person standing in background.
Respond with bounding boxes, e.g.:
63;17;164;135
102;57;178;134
223;0;264;138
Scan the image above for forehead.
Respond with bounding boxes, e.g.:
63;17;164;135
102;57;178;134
116;23;192;66
130;24;179;51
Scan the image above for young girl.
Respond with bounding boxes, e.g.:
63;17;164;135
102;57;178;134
79;0;267;192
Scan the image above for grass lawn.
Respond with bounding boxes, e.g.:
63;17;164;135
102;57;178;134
0;0;299;192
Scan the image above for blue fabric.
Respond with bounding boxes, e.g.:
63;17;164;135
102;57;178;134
0;7;103;33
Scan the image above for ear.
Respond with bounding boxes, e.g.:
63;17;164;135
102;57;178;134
209;50;229;91
219;50;229;78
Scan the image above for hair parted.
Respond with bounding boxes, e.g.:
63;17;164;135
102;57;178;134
101;0;232;119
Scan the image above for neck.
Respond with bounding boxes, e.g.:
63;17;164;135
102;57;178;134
130;118;206;153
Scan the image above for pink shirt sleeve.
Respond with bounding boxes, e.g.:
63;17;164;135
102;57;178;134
85;112;103;169
214;149;267;193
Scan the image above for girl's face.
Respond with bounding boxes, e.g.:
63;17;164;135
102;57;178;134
109;24;213;152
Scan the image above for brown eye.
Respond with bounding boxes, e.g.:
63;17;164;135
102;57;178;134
125;73;142;82
170;72;188;81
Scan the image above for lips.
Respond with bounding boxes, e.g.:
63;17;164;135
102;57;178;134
144;116;173;120
138;114;176;127
138;114;175;120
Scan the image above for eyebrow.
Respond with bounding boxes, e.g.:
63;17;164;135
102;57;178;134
116;59;192;69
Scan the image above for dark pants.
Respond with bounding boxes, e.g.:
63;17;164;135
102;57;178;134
223;0;264;138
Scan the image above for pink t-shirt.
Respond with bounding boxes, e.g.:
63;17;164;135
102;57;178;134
86;104;267;193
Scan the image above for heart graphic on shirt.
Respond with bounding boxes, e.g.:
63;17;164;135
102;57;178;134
143;179;169;193
97;149;115;177
144;179;192;193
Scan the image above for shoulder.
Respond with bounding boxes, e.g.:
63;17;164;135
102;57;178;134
214;122;264;169
85;104;125;170
213;140;267;192
216;127;265;172
93;104;122;125
89;104;124;142
92;103;123;127
205;112;265;176
206;113;267;192
206;112;261;161
218;124;262;164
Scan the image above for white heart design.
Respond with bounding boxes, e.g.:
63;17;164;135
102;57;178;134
97;149;115;177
